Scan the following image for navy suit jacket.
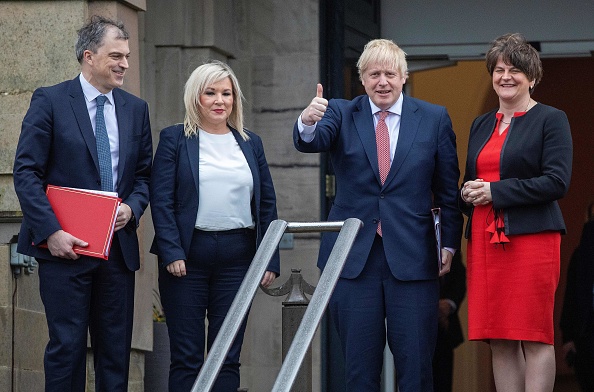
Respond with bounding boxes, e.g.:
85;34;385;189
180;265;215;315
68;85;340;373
294;95;462;280
13;77;153;271
149;124;280;274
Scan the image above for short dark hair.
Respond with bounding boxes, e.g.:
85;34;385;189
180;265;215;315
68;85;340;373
75;15;129;63
485;33;543;94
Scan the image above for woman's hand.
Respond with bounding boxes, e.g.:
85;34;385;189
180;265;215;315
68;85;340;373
260;271;276;288
166;260;187;277
462;179;492;206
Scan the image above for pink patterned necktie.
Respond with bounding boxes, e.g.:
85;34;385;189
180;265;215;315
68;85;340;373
376;111;390;236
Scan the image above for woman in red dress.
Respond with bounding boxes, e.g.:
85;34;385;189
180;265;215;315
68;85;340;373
460;33;572;391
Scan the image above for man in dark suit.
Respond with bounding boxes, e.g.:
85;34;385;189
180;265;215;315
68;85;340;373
13;16;152;392
293;39;463;391
433;251;466;392
560;203;594;391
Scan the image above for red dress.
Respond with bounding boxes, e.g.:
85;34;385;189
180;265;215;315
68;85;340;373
467;112;560;345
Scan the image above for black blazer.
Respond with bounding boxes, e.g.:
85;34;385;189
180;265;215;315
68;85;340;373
460;103;572;238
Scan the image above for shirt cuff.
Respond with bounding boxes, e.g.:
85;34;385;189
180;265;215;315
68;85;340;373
297;112;317;143
444;247;456;256
444;299;458;313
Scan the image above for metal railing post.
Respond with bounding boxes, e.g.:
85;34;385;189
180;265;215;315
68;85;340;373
271;218;362;392
261;269;316;392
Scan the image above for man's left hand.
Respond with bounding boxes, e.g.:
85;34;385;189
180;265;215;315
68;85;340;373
439;249;453;276
114;203;133;231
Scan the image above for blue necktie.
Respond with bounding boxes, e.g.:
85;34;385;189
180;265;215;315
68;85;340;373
95;95;113;192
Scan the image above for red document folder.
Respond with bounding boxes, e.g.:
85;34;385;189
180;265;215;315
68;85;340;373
42;185;121;259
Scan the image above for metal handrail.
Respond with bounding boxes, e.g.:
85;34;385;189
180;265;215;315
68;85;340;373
271;218;362;391
191;218;363;392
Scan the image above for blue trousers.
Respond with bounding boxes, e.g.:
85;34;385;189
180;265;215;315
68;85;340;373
159;228;256;392
38;237;135;392
329;234;439;392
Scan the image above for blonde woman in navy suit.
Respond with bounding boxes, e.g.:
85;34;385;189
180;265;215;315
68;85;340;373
150;61;279;392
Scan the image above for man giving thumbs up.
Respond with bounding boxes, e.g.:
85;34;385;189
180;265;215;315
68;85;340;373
292;38;462;392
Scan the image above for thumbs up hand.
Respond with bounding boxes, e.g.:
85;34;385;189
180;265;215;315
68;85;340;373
301;83;328;126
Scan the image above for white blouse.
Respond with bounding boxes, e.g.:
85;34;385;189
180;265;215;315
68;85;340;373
195;130;254;230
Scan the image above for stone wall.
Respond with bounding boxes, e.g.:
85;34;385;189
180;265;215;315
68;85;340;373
0;244;47;390
239;3;323;388
0;3;86;390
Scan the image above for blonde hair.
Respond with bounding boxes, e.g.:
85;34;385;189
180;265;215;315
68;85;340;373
183;60;248;140
357;39;408;80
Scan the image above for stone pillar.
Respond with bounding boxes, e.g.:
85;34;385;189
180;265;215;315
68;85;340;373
0;3;86;390
236;1;323;391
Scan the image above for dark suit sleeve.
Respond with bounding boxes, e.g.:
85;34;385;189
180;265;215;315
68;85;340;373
432;107;463;250
13;88;62;244
457;117;481;239
122;101;152;227
252;135;280;275
150;127;187;265
457;118;479;217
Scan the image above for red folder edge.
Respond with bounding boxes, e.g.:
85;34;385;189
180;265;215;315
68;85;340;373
40;185;121;260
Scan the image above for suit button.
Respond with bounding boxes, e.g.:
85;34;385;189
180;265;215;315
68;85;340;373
372;219;378;224
380;194;385;199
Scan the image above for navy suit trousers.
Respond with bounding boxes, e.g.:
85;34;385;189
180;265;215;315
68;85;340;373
38;236;135;392
329;234;439;392
159;228;256;392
